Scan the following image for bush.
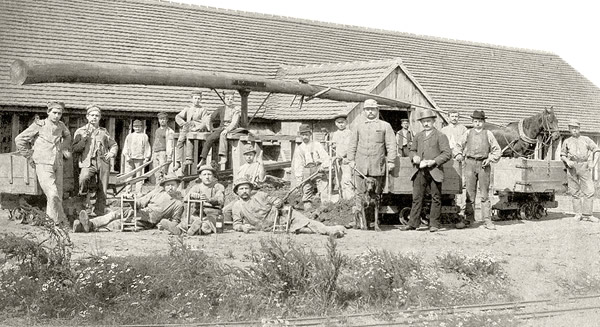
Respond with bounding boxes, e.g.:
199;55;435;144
436;251;504;279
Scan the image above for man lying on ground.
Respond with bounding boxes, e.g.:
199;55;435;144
231;178;346;237
72;174;184;233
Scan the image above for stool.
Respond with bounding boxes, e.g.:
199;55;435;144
120;194;141;232
272;205;293;233
185;199;207;231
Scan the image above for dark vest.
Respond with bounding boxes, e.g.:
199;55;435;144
153;127;167;152
465;129;490;159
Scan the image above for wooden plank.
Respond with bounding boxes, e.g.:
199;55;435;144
149;118;158;184
387;157;461;194
10;113;20;152
492;158;567;193
108;117;116;172
0;153;40;195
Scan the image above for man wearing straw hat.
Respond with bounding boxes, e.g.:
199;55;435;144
401;108;451;232
230;178;346;237
15;101;72;225
73;174;184;233
454;110;501;230
72;104;118;216
560;119;600;222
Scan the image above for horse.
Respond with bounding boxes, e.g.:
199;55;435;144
483;107;560;158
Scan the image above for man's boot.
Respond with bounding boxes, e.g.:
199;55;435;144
187;219;202;236
78;210;91;233
484;219;496;230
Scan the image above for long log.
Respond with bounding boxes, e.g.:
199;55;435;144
10;59;412;108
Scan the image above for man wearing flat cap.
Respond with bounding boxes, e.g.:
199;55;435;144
330;113;354;200
396;118;413;157
561;119;600;222
72;105;118;216
15;101;72;225
401;108;451;232
122;119;152;194
174;89;210;171
454;110;501;230
293;123;330;210
153;112;175;182
348;99;397;226
73;174;184;233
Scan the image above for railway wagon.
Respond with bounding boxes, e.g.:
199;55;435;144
491;157;567;220
0;152;77;219
381;156;462;225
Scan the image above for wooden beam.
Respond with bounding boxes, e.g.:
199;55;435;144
10;113;20;152
108;117;116;171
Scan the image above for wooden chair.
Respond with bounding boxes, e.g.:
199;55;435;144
272;206;293;233
120;194;141;232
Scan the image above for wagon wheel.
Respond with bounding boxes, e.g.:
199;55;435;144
496;209;517;221
520;202;544;220
399;207;411;225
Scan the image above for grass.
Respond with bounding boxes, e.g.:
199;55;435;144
0;226;516;325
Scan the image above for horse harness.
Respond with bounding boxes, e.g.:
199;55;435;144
501;111;558;158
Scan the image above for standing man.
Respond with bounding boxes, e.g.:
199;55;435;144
441;109;469;218
396;118;413;157
122;120;152;194
174;89;209;171
198;90;241;167
440;110;468;156
560;119;600;222
347;99;397;222
402;109;451;232
15;101;72;225
72;105;118;216
153;112;174;182
454;110;502;230
330;113;354;200
293;123;331;210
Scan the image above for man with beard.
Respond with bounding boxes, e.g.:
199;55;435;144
231;178;346;237
72;174;184;232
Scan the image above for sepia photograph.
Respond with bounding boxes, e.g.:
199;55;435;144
0;0;599;325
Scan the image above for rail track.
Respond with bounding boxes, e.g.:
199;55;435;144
120;294;600;326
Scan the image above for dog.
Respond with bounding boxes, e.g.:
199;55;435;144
352;177;380;231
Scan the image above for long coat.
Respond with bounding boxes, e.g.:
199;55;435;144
348;119;397;177
409;128;451;182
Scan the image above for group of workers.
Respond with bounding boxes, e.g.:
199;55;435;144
13;91;600;236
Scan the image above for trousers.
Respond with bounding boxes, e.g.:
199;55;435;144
409;169;442;228
464;158;492;221
124;158;145;194
567;162;595;216
79;157;110;216
36;162;66;223
175;121;208;163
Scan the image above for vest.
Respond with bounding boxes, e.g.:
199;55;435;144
465;129;490;159
154;127;167;152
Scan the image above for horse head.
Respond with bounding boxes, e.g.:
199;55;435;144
543;106;560;140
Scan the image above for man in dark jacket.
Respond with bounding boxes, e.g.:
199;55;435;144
402;109;451;232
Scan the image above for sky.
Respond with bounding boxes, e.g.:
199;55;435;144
173;0;600;87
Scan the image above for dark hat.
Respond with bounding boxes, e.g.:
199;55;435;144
400;118;409;123
133;120;143;127
298;123;312;134
157;112;168;119
190;89;203;96
242;144;256;155
416;109;436;121
47;101;65;110
197;164;216;175
160;174;181;186
470;110;487;120
332;112;347;120
233;178;255;194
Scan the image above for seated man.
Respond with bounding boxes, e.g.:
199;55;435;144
185;165;225;236
231;178;346;237
73;174;184;232
223;143;266;223
198;90;241;166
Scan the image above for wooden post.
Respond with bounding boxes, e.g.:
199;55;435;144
11;113;20;152
238;90;250;128
149;118;158;184
108;117;116;171
231;140;245;178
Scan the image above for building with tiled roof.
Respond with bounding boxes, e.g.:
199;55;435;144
1;0;600;155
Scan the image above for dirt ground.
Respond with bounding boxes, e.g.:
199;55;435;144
2;193;600;325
